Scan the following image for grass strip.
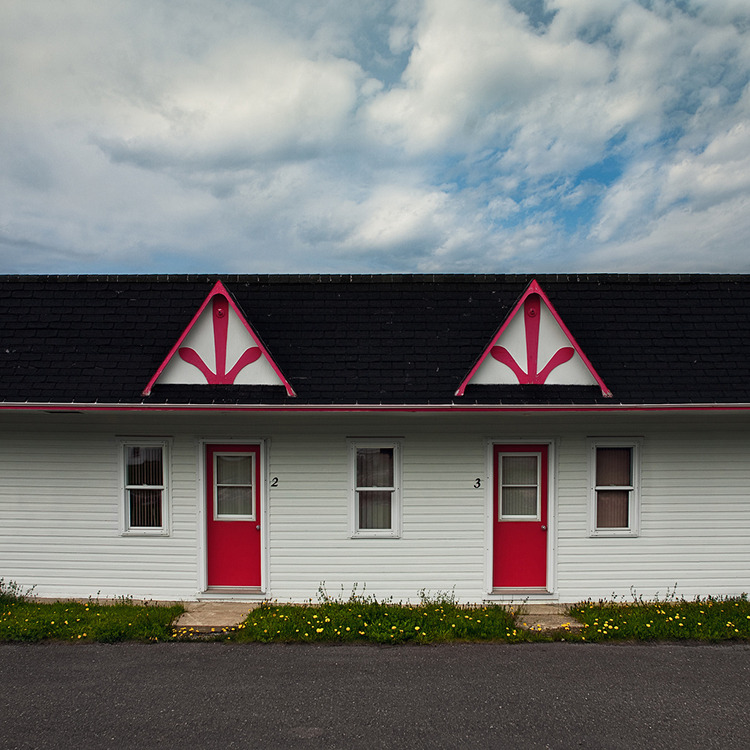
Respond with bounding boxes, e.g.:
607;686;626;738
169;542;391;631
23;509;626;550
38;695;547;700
206;600;538;644
568;594;750;642
3;577;750;644
0;584;183;643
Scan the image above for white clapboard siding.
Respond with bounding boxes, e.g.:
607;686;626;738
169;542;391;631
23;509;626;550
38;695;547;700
554;416;750;601
265;419;486;602
1;410;750;602
0;415;200;600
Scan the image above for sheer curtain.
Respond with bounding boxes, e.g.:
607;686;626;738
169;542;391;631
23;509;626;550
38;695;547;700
357;448;393;529
596;448;631;528
216;455;254;516
501;455;538;517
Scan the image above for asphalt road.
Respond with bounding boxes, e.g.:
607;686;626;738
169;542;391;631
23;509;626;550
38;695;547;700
1;641;748;749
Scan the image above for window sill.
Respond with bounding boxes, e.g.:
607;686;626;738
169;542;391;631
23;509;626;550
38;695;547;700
121;529;170;537
351;531;401;539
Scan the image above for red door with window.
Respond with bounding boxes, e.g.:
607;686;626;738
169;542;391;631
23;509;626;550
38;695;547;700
493;444;548;589
206;444;262;587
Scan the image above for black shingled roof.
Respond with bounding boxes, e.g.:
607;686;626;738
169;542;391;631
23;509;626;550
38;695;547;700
1;274;749;407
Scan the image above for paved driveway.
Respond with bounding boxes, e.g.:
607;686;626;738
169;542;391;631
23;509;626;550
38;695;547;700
1;642;748;749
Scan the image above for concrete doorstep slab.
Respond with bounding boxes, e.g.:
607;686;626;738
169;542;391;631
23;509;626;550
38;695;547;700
174;602;259;633
509;604;584;632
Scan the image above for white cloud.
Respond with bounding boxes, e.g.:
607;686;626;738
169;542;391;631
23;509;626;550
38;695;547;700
0;0;749;274
584;194;750;272
95;44;364;170
662;123;750;210
341;186;448;251
588;160;662;244
365;0;615;160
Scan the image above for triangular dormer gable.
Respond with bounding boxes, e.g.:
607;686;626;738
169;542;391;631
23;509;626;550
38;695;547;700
142;280;295;397
456;279;611;397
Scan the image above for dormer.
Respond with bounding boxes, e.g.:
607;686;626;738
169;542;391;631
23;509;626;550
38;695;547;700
143;280;295;397
456;279;611;397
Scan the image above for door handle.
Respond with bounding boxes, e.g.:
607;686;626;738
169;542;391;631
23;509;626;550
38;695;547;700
256;525;261;531
541;525;547;531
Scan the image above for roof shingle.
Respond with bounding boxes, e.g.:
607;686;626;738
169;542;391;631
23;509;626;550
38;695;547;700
1;274;749;407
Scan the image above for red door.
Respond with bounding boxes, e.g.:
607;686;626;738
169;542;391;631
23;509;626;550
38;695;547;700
206;444;262;587
493;444;548;589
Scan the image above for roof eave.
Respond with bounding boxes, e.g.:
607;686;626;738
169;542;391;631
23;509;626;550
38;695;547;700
4;401;750;413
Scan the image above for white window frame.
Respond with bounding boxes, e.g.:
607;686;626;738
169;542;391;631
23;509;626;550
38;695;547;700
120;439;170;536
588;438;641;537
497;450;542;521
348;439;402;538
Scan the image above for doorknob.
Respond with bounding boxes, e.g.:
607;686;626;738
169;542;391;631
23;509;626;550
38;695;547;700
256;525;261;531
541;525;547;531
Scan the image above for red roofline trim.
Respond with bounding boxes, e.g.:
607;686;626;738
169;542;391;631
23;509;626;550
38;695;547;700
455;279;612;397
2;403;747;413
142;280;296;397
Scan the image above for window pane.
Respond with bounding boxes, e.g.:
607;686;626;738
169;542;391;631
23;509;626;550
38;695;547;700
127;446;163;486
129;489;162;527
357;448;394;487
217;455;252;485
217;486;253;516
502;455;537;485
597;490;629;528
359;491;392;529
596;448;631;486
502;487;538;517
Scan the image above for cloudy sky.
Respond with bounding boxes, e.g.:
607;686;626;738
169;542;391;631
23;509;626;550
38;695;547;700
1;0;749;275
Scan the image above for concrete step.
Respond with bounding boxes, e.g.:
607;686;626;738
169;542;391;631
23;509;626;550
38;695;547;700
510;604;584;632
174;602;259;633
515;604;570;615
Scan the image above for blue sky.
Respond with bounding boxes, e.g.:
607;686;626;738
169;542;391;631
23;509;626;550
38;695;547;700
1;0;749;274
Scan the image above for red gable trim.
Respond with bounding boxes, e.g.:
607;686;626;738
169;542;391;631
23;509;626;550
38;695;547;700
142;280;296;397
455;279;611;397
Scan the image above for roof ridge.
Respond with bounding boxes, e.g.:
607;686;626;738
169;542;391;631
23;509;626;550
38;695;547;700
0;273;749;284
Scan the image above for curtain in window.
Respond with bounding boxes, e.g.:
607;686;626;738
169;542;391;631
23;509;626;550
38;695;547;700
597;491;629;527
596;448;631;528
127;446;163;486
127;447;163;527
216;455;253;516
359;491;392;529
129;489;162;527
596;448;631;486
357;448;394;487
357;448;394;530
501;455;538;516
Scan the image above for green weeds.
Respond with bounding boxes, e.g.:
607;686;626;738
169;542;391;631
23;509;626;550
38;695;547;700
0;578;36;605
568;594;750;642
0;586;183;643
204;582;530;645
218;599;530;644
220;591;750;644
3;577;750;644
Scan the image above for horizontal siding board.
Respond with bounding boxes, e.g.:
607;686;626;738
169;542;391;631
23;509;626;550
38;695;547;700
1;410;750;601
